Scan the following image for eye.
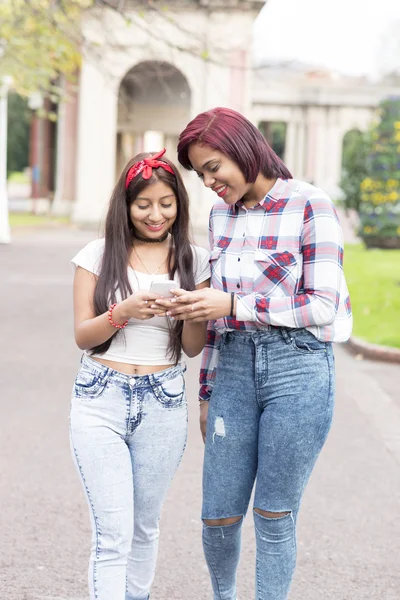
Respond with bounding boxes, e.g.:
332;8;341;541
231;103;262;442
210;165;219;173
161;204;172;208
196;172;204;179
137;205;149;210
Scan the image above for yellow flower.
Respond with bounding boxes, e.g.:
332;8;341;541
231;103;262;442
361;178;373;191
364;226;373;234
395;121;400;130
387;179;398;189
397;226;400;235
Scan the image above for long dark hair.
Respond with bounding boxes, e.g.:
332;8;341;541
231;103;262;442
91;152;195;364
178;107;292;181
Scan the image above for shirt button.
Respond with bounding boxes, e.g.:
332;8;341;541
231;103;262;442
129;378;136;386
238;257;241;262
236;283;240;289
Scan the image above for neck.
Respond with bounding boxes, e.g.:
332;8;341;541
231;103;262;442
242;175;278;207
132;231;169;244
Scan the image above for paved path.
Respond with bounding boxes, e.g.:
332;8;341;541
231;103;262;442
1;228;399;600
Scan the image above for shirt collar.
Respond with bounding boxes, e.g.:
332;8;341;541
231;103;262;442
235;177;287;213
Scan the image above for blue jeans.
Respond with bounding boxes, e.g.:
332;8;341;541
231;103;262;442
202;328;335;600
70;355;188;600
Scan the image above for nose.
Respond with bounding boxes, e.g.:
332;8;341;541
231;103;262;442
203;173;216;188
148;205;162;221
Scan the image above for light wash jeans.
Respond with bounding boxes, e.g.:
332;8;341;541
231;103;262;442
202;328;335;600
70;354;188;600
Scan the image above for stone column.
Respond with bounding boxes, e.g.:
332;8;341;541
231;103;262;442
284;120;297;176
72;61;118;225
295;120;306;180
325;107;343;198
52;78;79;216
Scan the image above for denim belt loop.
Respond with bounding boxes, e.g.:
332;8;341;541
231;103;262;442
280;328;292;345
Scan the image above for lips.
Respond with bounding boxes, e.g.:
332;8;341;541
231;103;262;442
213;185;228;198
145;222;165;231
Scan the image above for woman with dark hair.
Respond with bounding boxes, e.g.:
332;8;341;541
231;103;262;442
69;150;210;600
155;108;353;599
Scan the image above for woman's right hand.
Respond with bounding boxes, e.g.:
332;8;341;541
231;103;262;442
116;291;164;321
200;401;209;443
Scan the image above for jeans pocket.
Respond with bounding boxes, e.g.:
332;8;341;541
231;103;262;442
291;335;327;355
153;372;186;408
73;367;108;399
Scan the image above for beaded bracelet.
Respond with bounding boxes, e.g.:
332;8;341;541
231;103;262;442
108;303;129;329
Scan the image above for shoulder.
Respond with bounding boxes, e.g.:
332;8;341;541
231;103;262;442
191;244;210;263
71;238;105;275
281;179;337;218
288;179;333;205
209;201;231;219
190;243;211;284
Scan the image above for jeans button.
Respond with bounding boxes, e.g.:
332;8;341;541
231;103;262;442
129;378;136;386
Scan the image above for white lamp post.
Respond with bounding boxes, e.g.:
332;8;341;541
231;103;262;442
0;75;12;244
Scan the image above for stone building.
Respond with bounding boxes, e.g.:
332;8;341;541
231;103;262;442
28;0;400;230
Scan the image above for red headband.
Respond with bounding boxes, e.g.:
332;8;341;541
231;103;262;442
125;149;175;190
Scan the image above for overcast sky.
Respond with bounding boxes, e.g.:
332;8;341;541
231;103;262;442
253;0;400;77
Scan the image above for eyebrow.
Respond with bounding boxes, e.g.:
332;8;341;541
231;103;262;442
201;159;217;169
135;194;175;201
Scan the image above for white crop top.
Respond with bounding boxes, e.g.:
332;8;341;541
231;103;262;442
71;239;210;365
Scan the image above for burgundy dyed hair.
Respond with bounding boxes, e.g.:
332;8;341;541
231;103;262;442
177;107;292;182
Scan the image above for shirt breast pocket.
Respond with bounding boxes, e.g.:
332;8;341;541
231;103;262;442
254;250;298;293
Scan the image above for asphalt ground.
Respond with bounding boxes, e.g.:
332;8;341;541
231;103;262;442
1;227;399;600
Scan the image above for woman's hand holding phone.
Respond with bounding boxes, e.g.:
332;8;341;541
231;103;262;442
149;281;186;315
115;282;185;321
115;290;163;321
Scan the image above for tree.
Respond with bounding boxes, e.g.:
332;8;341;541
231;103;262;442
0;0;87;96
0;0;241;97
340;129;369;213
7;93;30;176
359;97;400;248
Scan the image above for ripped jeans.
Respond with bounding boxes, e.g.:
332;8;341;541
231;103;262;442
70;354;187;600
202;328;335;600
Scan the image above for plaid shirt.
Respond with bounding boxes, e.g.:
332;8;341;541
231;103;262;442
200;178;353;402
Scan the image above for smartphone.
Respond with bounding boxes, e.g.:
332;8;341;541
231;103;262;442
149;280;178;298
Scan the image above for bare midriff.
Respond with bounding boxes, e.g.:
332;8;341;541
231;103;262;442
92;356;174;375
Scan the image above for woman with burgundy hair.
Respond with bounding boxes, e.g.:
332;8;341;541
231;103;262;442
69;150;210;600
155;108;352;599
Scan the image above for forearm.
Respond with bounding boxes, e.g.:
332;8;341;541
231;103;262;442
198;324;221;401
236;289;338;328
182;320;207;358
75;303;127;350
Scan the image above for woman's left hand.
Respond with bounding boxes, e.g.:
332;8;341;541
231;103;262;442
153;288;231;322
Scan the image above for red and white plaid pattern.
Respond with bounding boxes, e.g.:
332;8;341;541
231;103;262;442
200;178;353;401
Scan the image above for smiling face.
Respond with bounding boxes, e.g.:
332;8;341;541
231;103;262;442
129;180;177;240
188;143;250;205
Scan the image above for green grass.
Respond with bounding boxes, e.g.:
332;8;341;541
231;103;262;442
9;213;70;228
344;244;400;348
8;171;29;184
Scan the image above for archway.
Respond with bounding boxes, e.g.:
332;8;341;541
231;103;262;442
116;61;191;177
